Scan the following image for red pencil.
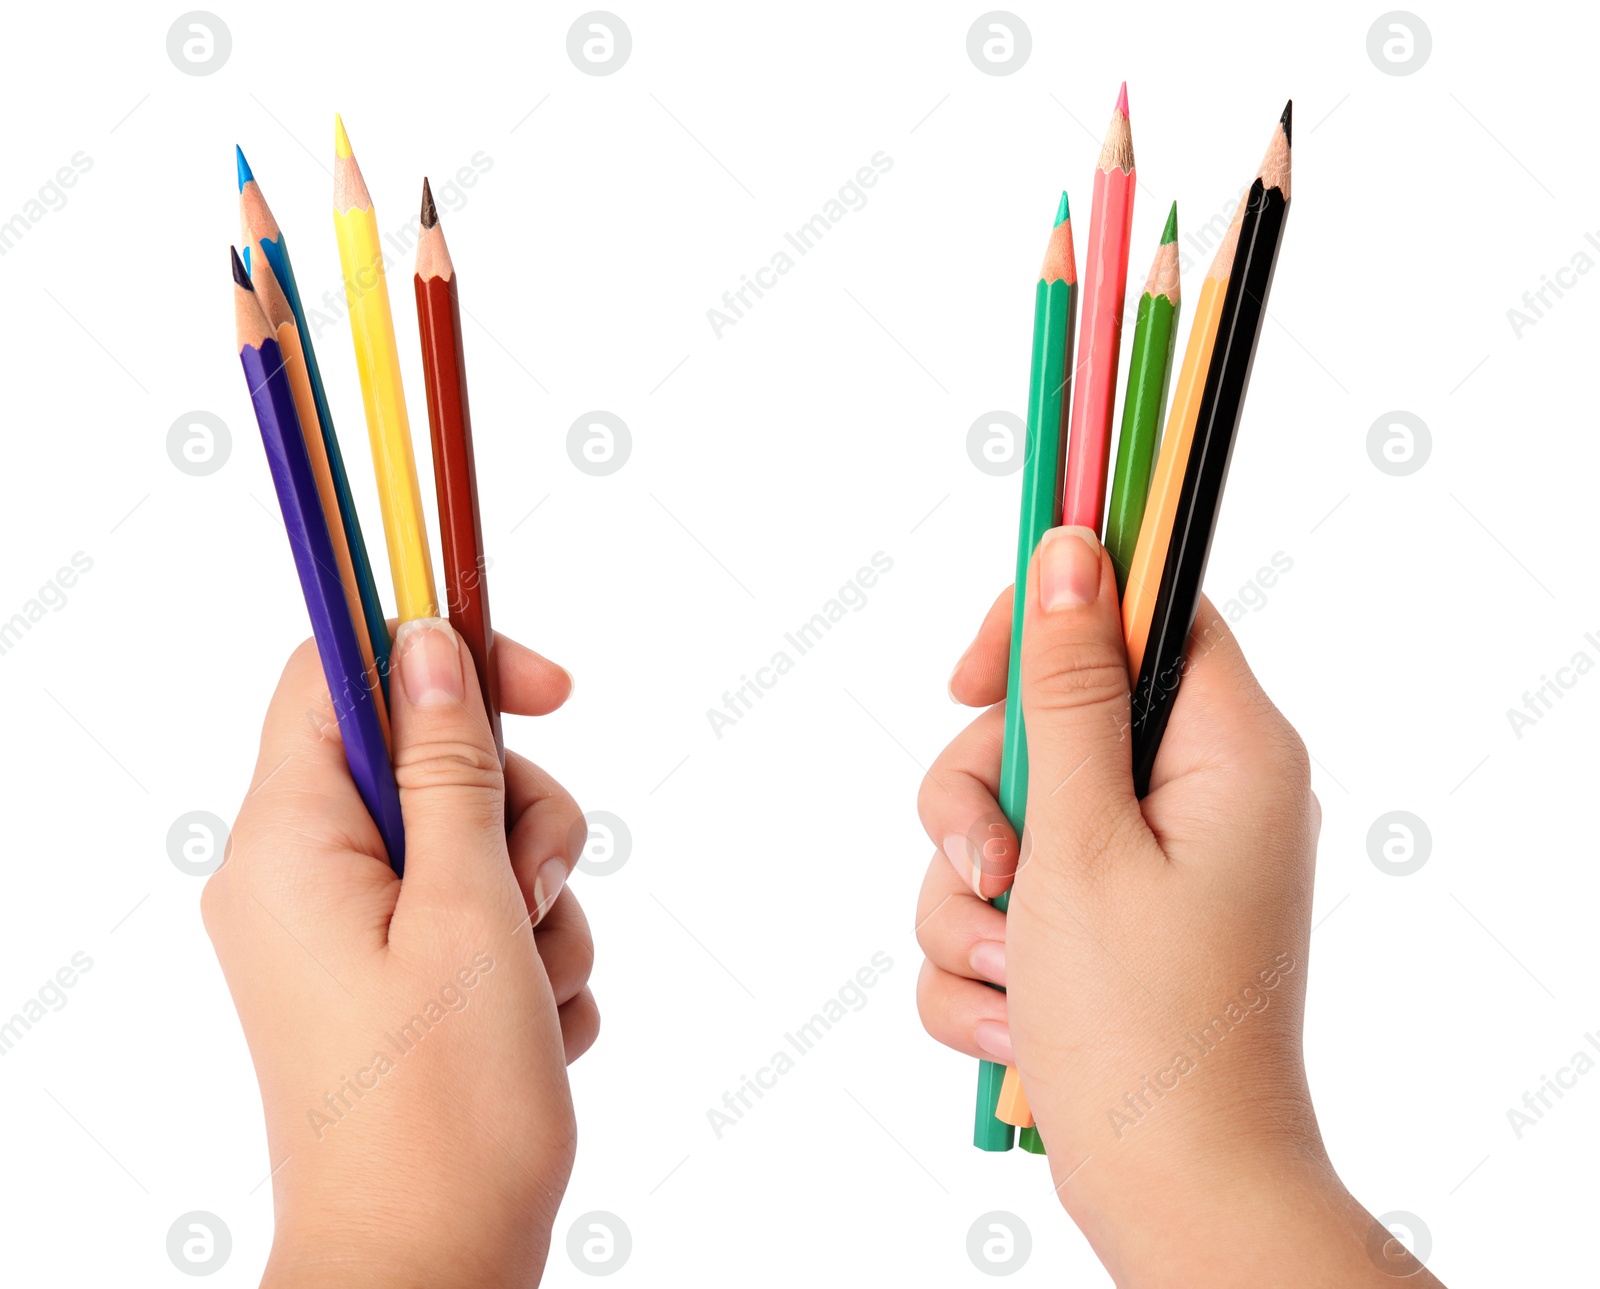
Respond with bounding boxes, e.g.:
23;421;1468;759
413;178;503;756
1061;83;1136;533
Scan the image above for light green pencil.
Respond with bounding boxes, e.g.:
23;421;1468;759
1106;203;1182;592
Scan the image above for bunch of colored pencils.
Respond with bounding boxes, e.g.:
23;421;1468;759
231;117;505;877
974;91;1293;1153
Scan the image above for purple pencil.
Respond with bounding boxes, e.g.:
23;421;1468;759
232;247;406;873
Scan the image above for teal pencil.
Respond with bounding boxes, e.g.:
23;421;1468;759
974;193;1078;1153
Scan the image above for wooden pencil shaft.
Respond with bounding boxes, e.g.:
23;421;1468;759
977;244;1076;1153
415;267;502;755
253;227;393;689
1130;180;1288;795
1106;290;1179;592
335;197;438;621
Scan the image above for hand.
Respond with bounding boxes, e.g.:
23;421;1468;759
916;526;1443;1285
204;618;597;1288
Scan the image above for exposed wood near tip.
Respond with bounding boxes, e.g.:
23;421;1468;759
415;220;455;282
234;281;272;350
1257;121;1291;200
248;241;296;330
333;149;373;215
1206;203;1245;280
1097;107;1135;174
1144;239;1180;303
1040;218;1077;285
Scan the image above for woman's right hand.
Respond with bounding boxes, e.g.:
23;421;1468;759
915;525;1443;1285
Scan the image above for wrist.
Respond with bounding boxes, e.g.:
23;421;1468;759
264;1167;560;1289
1057;1140;1437;1286
264;1213;552;1289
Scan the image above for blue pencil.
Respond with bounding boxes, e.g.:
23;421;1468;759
232;247;406;874
238;146;392;699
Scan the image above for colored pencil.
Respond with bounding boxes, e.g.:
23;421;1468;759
1130;103;1292;797
245;236;392;748
973;194;1078;1154
413;178;503;757
333;115;438;622
238;147;393;697
1121;204;1243;679
1060;83;1136;534
233;248;406;873
1105;204;1181;594
993;88;1135;1156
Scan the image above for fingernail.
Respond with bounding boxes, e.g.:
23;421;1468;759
975;1019;1014;1063
394;618;466;706
1039;526;1102;611
942;834;983;897
947;652;967;703
970;939;1007;986
532;859;567;924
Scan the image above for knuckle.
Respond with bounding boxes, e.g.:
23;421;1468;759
395;739;505;797
1025;638;1131;716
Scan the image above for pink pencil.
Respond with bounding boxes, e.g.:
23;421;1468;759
1061;83;1136;532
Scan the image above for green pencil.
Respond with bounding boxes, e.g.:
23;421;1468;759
974;193;1078;1153
1105;203;1181;593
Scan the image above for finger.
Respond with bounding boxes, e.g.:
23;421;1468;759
916;959;1010;1062
914;851;1008;985
557;987;600;1063
494;633;575;717
1143;594;1299;795
387;617;508;902
530;887;594;1006
949;585;1014;708
917;704;1018;901
251;638;369;799
1018;527;1147;872
504;750;585;925
234;637;389;879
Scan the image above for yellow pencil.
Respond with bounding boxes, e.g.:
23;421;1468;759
333;114;437;621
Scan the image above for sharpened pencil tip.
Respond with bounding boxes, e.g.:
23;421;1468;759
420;178;438;229
1280;99;1292;146
230;245;252;290
1115;81;1128;116
1054;190;1070;226
334;113;352;159
235;145;254;192
1161;201;1178;245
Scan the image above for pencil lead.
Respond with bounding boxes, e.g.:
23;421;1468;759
1280;99;1292;147
1115;81;1128;117
235;145;254;193
334;113;353;159
420;178;438;229
1161;201;1178;245
230;245;252;291
1054;190;1070;226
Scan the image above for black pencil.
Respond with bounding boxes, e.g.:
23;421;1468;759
1130;102;1292;796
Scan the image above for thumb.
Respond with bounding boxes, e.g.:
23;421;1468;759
1019;526;1142;858
388;616;509;902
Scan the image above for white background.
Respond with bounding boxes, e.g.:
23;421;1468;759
1;1;1594;1282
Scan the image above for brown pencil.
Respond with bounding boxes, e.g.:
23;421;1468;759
413;178;502;755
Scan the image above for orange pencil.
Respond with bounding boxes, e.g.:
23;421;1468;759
1061;83;1136;533
245;238;391;746
1121;204;1244;678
